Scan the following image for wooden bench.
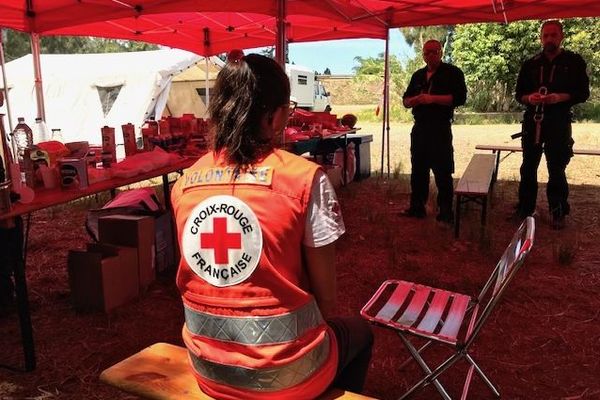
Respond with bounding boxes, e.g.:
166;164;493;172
100;342;376;400
475;144;600;178
454;154;497;238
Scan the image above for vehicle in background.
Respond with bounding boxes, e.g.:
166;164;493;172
286;64;332;112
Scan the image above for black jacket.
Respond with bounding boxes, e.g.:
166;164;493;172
403;62;467;123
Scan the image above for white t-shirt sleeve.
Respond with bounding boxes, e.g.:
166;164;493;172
303;169;346;247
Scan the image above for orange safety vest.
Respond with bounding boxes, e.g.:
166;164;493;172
171;149;339;400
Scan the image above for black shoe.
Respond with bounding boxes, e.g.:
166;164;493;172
509;209;535;222
436;213;454;224
0;294;15;317
400;208;426;219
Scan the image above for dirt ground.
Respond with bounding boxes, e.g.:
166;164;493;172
1;123;600;400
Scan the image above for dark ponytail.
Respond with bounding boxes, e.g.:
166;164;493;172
208;54;290;167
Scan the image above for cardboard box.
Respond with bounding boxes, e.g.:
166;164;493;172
154;212;177;274
67;244;138;312
98;215;156;290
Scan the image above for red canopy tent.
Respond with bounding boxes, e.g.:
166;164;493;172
2;0;600;45
1;0;600;173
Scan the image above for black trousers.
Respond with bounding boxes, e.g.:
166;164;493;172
518;118;573;217
327;316;374;393
409;121;454;215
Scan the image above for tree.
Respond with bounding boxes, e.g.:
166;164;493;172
259;45;290;63
323;67;331;75
452;21;538;111
399;26;455;62
352;53;403;76
452;18;600;112
2;28;158;62
260;46;275;59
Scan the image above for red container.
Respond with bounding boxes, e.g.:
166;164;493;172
121;123;137;157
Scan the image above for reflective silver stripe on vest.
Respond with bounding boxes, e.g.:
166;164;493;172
184;300;323;345
189;333;330;391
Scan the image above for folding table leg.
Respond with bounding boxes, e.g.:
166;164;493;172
481;197;488;226
398;334;452;400
454;195;462;238
12;216;36;371
162;173;171;209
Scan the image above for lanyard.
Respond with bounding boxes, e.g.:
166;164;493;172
533;86;547;145
533;63;556;145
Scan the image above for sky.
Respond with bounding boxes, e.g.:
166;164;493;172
251;29;415;75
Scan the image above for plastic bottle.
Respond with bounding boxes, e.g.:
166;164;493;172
13;117;34;187
33;117;51;144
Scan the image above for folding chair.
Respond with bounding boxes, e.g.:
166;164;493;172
361;217;535;400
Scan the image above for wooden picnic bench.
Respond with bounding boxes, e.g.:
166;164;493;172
475;144;600;178
100;342;376;400
454;153;497;238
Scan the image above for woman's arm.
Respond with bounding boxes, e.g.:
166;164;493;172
304;242;337;319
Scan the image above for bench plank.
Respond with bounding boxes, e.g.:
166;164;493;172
100;342;376;400
455;154;496;196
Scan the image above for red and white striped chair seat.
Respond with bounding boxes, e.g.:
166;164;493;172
361;217;535;400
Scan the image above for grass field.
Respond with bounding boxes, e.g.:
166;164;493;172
357;121;600;186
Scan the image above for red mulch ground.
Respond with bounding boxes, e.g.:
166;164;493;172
1;175;599;400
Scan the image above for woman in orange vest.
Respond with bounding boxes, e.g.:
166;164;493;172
171;53;373;399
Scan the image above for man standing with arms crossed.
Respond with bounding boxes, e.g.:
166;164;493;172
402;39;467;224
514;20;589;229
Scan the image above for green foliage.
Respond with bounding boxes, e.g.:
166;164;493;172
400;26;454;58
453;21;539;111
452;18;600;113
2;29;158;61
562;18;600;87
351;49;425;122
353;53;403;75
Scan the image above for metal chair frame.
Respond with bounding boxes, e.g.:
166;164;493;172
361;217;535;400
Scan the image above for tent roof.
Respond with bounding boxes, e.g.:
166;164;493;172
0;49;206;146
2;1;600;56
1;49;203;85
171;57;224;82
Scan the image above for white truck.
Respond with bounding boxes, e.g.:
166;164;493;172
286;64;331;112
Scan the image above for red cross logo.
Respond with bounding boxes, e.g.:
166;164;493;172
200;217;241;264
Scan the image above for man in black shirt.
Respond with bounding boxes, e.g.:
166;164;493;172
402;40;467;223
514;20;589;229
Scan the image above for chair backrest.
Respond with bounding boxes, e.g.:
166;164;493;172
464;216;535;347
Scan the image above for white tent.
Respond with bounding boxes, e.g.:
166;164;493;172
0;49;223;148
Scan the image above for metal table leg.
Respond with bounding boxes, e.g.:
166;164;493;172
13;216;35;371
162;174;171;210
454;194;462;238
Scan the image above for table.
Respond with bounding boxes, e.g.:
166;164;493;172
284;130;358;184
0;157;196;371
475;144;600;179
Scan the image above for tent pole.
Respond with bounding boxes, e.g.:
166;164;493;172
276;0;287;147
275;0;287;67
30;33;45;121
0;29;14;133
205;56;210;110
385;29;391;177
380;30;390;176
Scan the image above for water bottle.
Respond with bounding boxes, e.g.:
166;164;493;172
33;117;51;144
13;117;34;187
